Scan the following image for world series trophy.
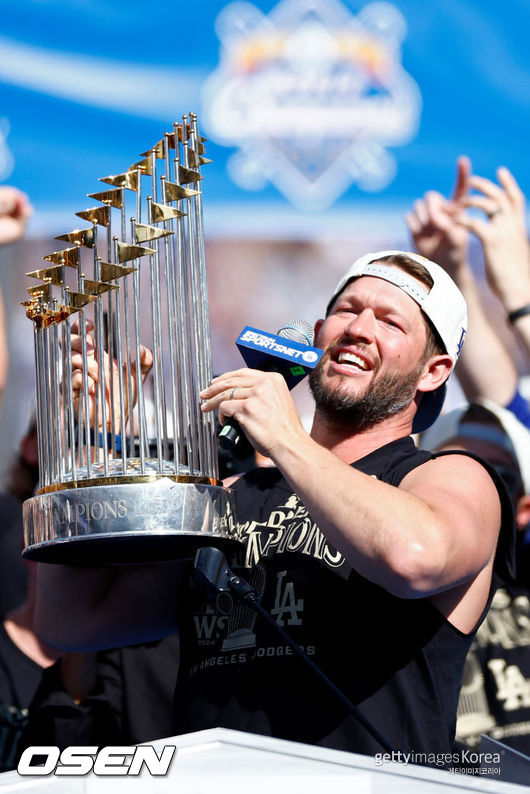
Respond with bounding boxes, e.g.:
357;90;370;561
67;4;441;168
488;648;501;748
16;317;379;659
22;114;237;564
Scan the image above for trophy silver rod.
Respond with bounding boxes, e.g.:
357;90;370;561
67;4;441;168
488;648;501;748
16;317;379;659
52;320;64;480
173;204;193;471
40;325;54;485
131;245;147;473
182;133;207;475
94;257;109;476
149;153;170;463
63;291;77;482
173;148;199;474
90;225;100;466
112;236;128;474
190;116;217;479
106;218;117;458
171;124;194;470
33;323;46;486
119;184;136;460
160;174;182;474
49;316;61;482
77;270;93;479
122;251;135;461
131;169;145;464
136;167;142;224
46;313;58;483
145;197;164;473
60;320;69;480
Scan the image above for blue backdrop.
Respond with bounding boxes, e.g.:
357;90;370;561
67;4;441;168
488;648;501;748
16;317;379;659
1;0;529;233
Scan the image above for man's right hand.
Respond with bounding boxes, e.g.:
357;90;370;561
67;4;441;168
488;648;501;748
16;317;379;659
406;156;471;275
70;319;153;431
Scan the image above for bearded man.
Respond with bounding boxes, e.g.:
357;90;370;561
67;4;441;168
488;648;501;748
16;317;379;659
35;251;514;761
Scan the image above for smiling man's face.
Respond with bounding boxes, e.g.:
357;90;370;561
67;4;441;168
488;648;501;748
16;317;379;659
309;271;431;430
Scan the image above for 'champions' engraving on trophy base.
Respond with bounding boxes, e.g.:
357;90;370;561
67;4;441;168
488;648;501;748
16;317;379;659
53;498;129;525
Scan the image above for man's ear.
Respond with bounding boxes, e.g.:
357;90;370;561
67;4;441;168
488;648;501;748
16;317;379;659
314;318;324;344
416;354;453;395
515;494;530;531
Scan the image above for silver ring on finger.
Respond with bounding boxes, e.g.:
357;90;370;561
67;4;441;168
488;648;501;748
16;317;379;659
230;386;238;400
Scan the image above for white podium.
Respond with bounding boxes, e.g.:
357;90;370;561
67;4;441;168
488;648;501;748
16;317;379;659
0;728;527;793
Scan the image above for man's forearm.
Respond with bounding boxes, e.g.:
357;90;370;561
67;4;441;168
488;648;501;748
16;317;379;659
35;561;183;651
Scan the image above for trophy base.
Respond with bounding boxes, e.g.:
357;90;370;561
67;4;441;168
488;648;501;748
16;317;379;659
23;478;238;565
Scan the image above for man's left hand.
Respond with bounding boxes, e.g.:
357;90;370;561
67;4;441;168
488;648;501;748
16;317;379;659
200;368;305;459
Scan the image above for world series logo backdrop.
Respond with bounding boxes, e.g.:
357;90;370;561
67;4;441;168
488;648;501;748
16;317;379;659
202;0;421;210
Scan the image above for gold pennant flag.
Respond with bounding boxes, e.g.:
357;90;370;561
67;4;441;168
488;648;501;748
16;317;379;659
117;242;156;263
87;189;123;209
99;171;138;191
55;228;95;249
44;306;77;327
197;141;206;155
140;138;166;159
135;223;174;243
26;266;64;285
187;149;199;169
151;202;187;222
27;283;52;300
99;262;136;282
21;301;46;326
188;149;213;168
67;291;96;309
175;124;189;143
83;279;119;296
44;247;79;268
164;181;199;201
128;157;153;176
177;165;203;185
76;206;110;227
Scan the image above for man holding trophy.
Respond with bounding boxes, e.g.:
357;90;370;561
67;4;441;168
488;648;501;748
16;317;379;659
22;120;513;760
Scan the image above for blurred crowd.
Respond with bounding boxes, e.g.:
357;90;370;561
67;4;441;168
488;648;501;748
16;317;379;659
0;155;528;773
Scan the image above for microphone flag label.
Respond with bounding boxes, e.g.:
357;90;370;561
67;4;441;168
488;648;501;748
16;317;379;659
236;326;323;389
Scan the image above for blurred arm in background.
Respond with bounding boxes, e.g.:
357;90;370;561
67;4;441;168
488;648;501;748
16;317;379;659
0;187;32;400
457;166;530;359
407;157;527;421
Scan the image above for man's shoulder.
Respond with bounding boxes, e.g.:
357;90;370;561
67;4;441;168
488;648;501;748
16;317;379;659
401;449;501;493
353;435;433;486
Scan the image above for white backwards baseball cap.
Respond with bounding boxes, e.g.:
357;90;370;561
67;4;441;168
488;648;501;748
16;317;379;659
326;250;468;433
420;399;530;496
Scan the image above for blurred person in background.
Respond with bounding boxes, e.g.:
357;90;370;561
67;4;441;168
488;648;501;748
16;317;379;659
459;169;530;359
406;157;530;428
421;401;530;756
0;187;58;771
0;420;61;771
0;187;33;617
0;186;32;402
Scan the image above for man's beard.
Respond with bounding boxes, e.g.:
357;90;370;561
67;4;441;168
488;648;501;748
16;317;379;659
309;354;423;432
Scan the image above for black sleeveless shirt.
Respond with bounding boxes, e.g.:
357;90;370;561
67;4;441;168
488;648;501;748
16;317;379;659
174;436;514;759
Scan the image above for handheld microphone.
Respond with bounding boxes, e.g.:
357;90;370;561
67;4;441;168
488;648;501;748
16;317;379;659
218;318;322;450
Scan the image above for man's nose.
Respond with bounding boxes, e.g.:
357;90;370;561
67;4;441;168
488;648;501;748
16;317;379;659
344;308;375;342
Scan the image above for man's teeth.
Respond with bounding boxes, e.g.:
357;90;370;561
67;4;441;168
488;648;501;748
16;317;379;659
337;352;368;370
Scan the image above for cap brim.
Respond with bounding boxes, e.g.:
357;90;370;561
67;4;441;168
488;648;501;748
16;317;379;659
412;383;447;434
